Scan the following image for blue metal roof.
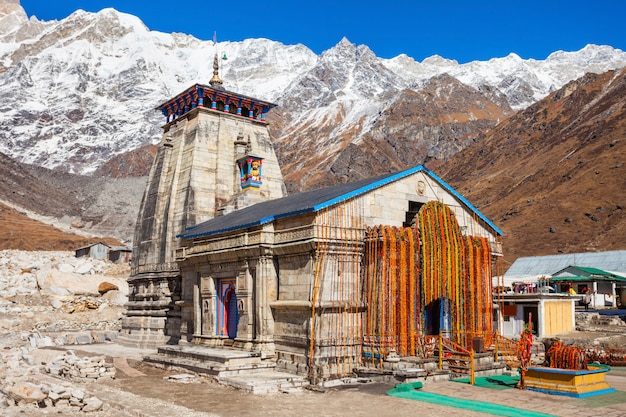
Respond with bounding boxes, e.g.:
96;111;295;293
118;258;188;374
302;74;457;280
178;165;502;239
505;251;626;277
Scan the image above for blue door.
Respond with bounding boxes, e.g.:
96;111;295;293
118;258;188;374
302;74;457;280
425;297;452;337
216;280;238;339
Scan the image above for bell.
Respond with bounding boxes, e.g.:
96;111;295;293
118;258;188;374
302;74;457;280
222;53;228;60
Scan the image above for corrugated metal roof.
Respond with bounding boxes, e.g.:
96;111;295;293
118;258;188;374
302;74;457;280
551;265;626;281
505;251;626;278
178;165;503;240
551;275;626;282
109;246;132;251
74;242;109;251
571;266;613;276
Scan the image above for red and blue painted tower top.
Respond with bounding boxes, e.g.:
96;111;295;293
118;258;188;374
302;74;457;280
155;83;276;124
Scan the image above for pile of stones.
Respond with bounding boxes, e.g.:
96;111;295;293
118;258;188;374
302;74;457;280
0;345;108;413
4;381;104;412
44;350;116;381
575;312;626;332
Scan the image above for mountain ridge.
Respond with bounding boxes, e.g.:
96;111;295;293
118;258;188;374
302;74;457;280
1;3;625;178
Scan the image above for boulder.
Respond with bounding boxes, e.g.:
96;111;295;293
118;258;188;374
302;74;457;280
98;281;119;294
7;382;47;404
41;285;71;296
50;298;64;309
57;263;75;273
71;221;85;229
75;262;93;275
101;289;127;305
0;392;9;408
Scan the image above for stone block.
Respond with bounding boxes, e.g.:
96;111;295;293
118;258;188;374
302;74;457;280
7;382;47;404
82;397;103;412
54;336;68;345
71;389;85;401
92;332;108;343
74;334;93;345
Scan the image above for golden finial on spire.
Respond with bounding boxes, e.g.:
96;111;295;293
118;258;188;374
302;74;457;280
209;31;224;88
209;52;223;88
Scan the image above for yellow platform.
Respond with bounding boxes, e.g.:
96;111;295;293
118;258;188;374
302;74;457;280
524;366;615;398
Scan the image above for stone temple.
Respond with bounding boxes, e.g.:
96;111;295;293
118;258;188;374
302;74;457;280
119;52;503;383
117;53;286;348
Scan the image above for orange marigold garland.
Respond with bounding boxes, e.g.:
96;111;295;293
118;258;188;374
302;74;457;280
517;316;533;389
363;200;493;361
417;201;493;349
546;339;587;370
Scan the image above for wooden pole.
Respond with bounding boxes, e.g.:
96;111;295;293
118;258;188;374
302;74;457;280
470;349;476;385
438;334;443;370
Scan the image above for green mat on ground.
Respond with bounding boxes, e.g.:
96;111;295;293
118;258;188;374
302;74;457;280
387;382;554;417
452;375;520;390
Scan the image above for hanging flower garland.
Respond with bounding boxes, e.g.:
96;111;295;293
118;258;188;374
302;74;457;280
418;201;493;348
363;199;493;358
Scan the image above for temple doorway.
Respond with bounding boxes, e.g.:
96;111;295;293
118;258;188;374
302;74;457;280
216;279;238;339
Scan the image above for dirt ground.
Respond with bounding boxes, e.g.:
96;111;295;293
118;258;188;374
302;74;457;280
32;334;626;417
98;360;490;417
6;333;626;417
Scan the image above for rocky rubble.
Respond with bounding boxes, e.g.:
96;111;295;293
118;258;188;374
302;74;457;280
575;312;626;333
0;337;110;414
0;250;129;299
0;250;130;415
0;250;128;334
45;350;116;381
4;381;104;412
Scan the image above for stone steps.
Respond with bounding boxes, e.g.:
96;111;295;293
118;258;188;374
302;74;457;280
143;353;273;377
219;371;309;394
142;344;309;393
156;345;263;366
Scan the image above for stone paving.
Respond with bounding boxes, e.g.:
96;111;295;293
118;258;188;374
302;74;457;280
418;373;626;417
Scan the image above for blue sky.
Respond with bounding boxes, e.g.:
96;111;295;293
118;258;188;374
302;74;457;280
20;0;626;63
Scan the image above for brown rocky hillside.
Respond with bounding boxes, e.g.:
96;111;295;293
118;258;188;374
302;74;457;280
271;74;512;192
0;202;122;250
437;68;626;266
0;150;144;248
92;144;158;178
0;151;83;219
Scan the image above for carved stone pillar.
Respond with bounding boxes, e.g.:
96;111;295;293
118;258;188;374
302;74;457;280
200;275;216;336
255;253;277;354
233;261;254;349
193;272;201;335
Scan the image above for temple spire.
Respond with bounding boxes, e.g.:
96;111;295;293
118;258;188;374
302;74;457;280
209;52;223;88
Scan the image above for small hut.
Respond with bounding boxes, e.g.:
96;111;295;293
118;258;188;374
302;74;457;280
75;242;110;260
550;266;626;308
108;246;132;264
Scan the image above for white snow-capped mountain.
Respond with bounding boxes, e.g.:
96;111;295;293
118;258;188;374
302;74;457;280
1;2;625;175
